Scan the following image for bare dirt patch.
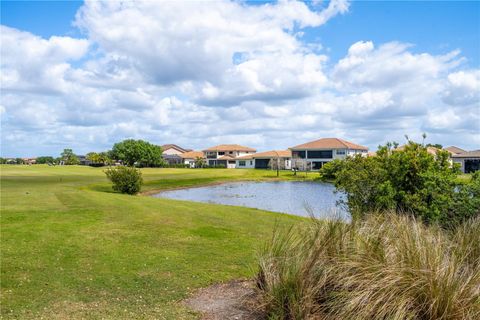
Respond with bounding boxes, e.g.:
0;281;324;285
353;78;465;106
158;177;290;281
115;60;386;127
184;279;264;320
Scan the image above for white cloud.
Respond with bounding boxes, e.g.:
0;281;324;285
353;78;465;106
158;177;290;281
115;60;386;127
0;25;89;94
442;70;480;106
1;0;479;157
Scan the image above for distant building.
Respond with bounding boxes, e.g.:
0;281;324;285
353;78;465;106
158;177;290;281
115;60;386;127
180;151;205;168
203;144;256;168
236;150;292;169
77;155;91;166
289;138;368;170
161;144;192;165
452;150;480;173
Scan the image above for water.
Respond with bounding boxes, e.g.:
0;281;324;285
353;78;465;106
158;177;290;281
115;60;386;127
153;181;348;220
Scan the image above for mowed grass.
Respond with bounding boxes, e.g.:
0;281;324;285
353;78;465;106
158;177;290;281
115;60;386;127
1;165;311;319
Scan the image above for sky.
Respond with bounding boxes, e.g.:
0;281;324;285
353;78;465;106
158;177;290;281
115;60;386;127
1;0;479;157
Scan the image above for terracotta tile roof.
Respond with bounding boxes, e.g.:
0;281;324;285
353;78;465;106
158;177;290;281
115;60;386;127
290;138;368;151
180;151;205;159
203;144;256;152
161;144;191;153
217;154;237;160
452;150;480;158
236;154;254;160
445;146;466;155
236;150;292;160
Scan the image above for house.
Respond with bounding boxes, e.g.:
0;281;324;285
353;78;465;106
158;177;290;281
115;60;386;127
180;151;205;168
161;144;192;165
203;144;256;168
452;150;480;173
289;138;368;170
78;155;91;166
22;158;37;165
236;150;292;169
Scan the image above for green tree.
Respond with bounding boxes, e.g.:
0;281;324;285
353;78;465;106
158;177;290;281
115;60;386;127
194;157;206;168
36;156;55;164
86;152;100;163
326;140;462;225
15;158;24;165
0;158;6;164
61;149;80;165
111;139;163;167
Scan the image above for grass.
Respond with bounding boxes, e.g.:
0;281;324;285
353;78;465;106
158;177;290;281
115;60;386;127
1;165;313;319
256;213;480;320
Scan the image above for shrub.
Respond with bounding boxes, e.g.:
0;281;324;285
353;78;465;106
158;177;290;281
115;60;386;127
104;166;143;195
322;141;464;225
256;214;480;320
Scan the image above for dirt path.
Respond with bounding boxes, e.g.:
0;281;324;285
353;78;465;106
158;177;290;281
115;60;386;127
184;280;263;320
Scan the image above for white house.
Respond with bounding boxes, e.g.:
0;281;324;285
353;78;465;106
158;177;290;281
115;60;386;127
236;150;292;169
203;144;256;168
289;138;368;170
180;151;205;168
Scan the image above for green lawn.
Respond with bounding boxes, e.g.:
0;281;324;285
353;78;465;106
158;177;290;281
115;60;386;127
1;165;311;319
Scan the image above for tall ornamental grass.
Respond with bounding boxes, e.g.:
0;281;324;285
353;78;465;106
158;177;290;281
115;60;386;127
256;214;480;320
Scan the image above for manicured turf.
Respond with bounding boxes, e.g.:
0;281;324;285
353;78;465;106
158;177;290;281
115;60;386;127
1;165;312;319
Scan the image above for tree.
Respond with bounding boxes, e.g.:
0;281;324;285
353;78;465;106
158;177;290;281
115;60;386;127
61;149;80;165
111;139;164;167
194;157;206;168
86;152;100;163
323;140;463;225
36;156;55;164
15;158;24;165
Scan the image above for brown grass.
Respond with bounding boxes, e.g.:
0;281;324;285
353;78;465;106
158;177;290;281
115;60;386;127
256;214;480;320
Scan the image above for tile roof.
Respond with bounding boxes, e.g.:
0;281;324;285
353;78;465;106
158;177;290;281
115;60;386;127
237;150;291;160
290;138;368;151
161;144;191;153
203;144;256;152
179;151;205;159
217;154;237;160
452;150;480;158
445;146;467;155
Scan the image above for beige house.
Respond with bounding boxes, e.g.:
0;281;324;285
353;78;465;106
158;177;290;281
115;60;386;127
203;144;256;168
290;138;368;170
180;151;205;168
161;144;191;165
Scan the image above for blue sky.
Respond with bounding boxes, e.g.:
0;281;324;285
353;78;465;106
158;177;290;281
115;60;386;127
1;0;479;157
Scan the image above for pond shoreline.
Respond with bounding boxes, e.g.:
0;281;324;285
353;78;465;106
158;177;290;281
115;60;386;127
140;176;315;196
151;180;347;219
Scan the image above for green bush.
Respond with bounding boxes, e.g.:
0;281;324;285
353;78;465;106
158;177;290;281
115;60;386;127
320;141;468;225
104;166;143;195
257;214;480;320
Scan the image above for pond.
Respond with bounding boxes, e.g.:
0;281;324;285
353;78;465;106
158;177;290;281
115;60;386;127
153;181;349;220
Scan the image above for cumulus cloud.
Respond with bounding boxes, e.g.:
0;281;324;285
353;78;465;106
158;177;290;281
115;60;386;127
1;0;479;157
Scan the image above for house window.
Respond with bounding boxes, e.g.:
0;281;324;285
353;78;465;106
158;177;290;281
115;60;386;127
307;150;333;159
229;151;233;154
218;152;225;155
292;151;306;159
336;149;346;155
239;161;246;166
250;161;253;165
